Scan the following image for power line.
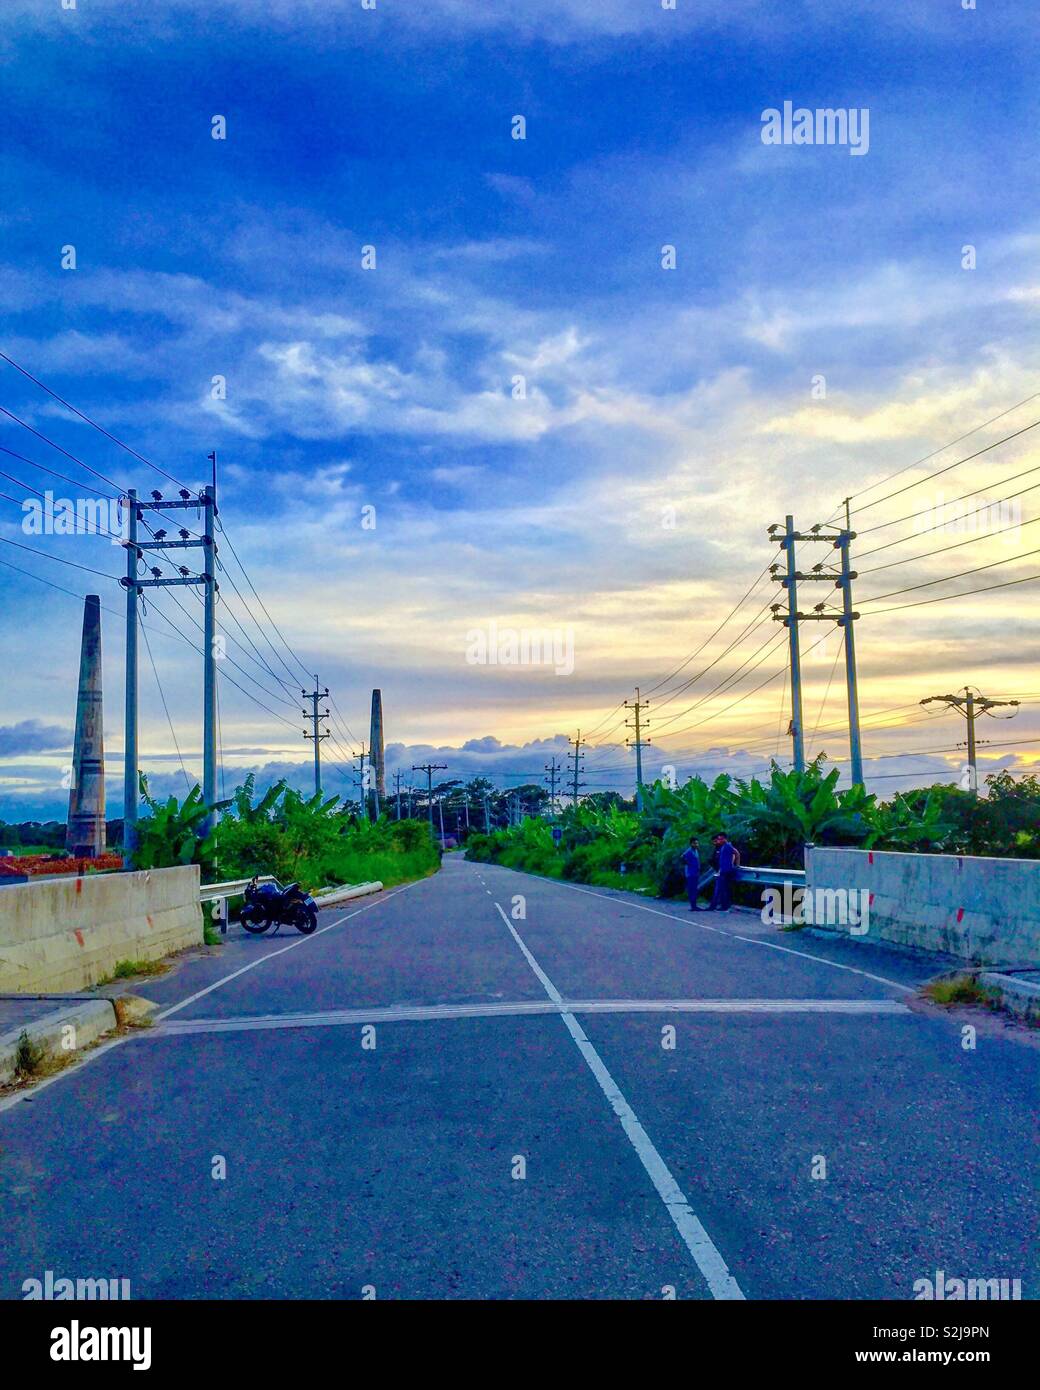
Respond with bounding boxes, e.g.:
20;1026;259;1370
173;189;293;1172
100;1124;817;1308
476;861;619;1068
859;544;1040;606
0;441;123;501
847;416;1040;517
642;557;778;696
0;402;125;492
0;525;122;580
139;615;192;793
0;349;189;490
855;464;1040;546
863;570;1040;616
826;387;1040;518
857;513;1040;575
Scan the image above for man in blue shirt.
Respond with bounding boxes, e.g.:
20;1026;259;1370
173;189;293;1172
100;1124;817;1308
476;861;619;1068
679;836;702;911
710;832;740;911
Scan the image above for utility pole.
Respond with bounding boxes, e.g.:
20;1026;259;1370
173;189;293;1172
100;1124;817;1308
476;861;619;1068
567;730;586;805
624;689;651;811
836;509;863;787
437;796;446;845
772;514;806;772
122;484;216;860
412;762;447;831
393;769;403;820
769;510;864;786
302;677;330;797
353;743;368;810
201;483;217;827
920;687;1019;795
544;756;562;816
122;490;139;862
483;794;491;833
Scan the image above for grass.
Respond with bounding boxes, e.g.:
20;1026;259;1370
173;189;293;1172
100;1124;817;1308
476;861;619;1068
923;974;992;1007
13;1029;46;1079
97;958;170;985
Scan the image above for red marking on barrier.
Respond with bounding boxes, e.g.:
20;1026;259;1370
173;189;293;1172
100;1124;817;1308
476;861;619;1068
956;907;965;923
146;914;154;928
76;878;82;894
869;892;875;905
73;929;84;947
868;852;874;865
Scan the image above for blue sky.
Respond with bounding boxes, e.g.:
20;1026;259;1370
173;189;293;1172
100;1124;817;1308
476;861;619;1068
2;0;1040;818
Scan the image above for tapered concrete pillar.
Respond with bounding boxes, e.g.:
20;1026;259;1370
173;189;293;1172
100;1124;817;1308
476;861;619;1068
368;688;385;818
66;594;106;857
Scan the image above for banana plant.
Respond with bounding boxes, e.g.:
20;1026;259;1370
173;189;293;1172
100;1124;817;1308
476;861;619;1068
134;777;231;871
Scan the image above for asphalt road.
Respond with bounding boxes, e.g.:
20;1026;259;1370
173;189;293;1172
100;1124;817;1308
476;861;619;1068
0;855;1036;1300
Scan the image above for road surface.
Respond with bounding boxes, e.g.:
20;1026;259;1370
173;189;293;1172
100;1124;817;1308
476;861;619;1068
1;856;1036;1300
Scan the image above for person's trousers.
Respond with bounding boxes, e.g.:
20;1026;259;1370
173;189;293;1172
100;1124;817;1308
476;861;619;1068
711;870;736;910
686;876;700;909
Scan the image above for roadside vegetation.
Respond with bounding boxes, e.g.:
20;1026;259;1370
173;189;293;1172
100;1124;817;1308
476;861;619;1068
922;975;995;1008
463;758;1037;898
131;774;441;891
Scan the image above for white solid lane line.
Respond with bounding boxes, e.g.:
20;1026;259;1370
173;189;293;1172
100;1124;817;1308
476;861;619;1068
507;871;915;995
151;995;909;1038
493;901;746;1302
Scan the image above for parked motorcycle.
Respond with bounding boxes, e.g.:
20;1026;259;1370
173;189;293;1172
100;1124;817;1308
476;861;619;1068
239;877;319;936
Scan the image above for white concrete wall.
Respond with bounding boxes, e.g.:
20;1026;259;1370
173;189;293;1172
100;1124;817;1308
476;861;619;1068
0;866;203;993
804;846;1040;967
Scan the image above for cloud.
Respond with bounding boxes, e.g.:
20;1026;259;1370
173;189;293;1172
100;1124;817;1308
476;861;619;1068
0;721;71;757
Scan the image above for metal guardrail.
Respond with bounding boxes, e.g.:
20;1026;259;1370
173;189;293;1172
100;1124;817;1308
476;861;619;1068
200;876;276;935
199;876;275;903
735;866;806;888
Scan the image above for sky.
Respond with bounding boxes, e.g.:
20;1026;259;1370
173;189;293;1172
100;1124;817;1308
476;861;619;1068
1;0;1039;819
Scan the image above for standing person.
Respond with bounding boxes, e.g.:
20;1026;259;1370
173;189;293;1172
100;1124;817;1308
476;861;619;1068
679;836;702;912
710;831;740;911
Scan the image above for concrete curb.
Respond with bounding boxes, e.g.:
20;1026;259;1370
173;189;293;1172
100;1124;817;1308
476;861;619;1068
0;999;116;1085
979;971;1040;1023
0;993;160;1084
312;880;383;909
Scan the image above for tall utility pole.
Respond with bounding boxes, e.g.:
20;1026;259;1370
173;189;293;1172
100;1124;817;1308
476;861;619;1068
412;762;447;830
353;743;368;809
624;689;651;812
544;757;562;816
768;511;864;786
773;514;806;772
921;687;1019;795
483;794;491;833
122;490;139;862
201;483;218;825
835;511;863;787
122;484;216;862
567;730;586;805
302;677;330;797
393;770;403;819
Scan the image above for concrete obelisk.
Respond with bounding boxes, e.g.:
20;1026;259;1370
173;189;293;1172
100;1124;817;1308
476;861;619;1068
368;688;385;819
66;594;106;857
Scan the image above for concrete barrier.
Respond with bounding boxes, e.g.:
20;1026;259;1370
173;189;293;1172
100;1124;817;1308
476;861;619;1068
0;866;203;993
804;845;1040;967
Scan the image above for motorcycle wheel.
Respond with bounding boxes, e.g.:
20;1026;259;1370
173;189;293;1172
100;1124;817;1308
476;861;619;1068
240;906;272;935
293;904;318;935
